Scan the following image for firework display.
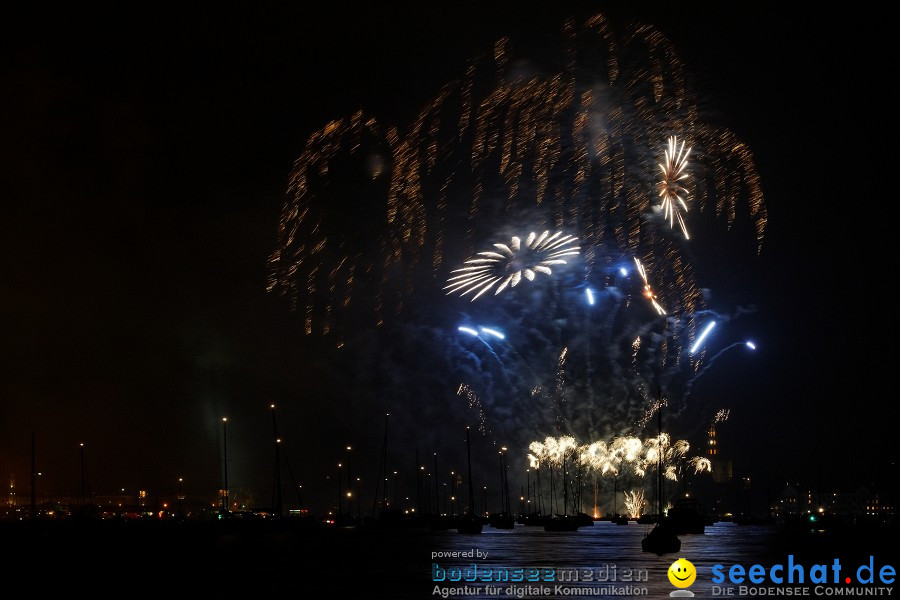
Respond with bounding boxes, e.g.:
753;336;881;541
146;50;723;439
690;456;712;474
11;0;887;579
712;408;730;425
523;434;708;518
268;14;766;345
658;136;692;239
457;383;490;435
525;433;706;482
690;321;716;354
268;12;766;478
623;489;646;519
634;258;667;316
445;232;580;300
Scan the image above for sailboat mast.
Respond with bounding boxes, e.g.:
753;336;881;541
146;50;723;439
434;453;440;516
658;389;664;520
466;427;476;516
497;451;504;515
371;413;388;518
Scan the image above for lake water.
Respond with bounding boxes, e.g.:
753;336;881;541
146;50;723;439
5;520;895;598
422;522;777;597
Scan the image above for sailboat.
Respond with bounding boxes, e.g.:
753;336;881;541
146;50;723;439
641;393;681;554
457;427;483;534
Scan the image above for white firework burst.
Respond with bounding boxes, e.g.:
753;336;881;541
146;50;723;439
658;136;692;239
712;408;731;425
445;231;579;300
690;456;712;474
633;258;666;315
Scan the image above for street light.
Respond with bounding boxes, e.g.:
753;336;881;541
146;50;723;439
450;471;456;517
337;462;343;516
177;477;184;518
270;405;284;519
79;443;87;506
221;417;229;512
346;446;353;518
499;446;510;517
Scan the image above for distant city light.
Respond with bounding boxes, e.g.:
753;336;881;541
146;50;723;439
746;341;757;350
458;326;479;336
619;267;628;276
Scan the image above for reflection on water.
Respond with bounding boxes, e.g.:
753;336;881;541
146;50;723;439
428;522;779;596
5;520;895;597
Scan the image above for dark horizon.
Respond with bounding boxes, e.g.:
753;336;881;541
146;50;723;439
1;3;893;516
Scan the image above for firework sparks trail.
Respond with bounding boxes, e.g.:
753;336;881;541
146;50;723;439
624;489;645;518
445;231;580;300
682;342;754;403
542;437;559;468
457;326;507;370
476;337;506;370
507;345;542;389
583;295;595;409
712;408;730;425
667;450;714;482
480;327;505;340
690;456;712;474
636;397;668;429
550;434;707;487
554;347;568;428
634;258;666;315
268;13;766;346
638;434;689;481
457;383;490;435
658;136;692;239
264;14;767;455
689;320;717;354
534;435;579;468
579;441;613;475
558;436;578;463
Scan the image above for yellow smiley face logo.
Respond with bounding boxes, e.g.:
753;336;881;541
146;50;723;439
668;558;696;588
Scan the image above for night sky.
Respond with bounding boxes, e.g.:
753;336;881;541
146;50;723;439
1;3;892;510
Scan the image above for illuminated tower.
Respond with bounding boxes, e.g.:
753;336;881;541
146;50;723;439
708;424;733;483
8;474;15;507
